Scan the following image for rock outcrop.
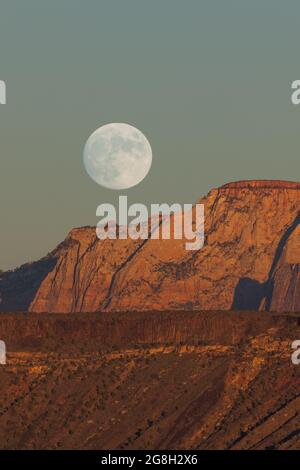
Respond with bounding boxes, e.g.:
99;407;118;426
2;179;300;313
0;310;293;350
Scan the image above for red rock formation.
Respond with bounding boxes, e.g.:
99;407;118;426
30;180;300;312
2;179;300;313
265;223;300;311
0;310;296;351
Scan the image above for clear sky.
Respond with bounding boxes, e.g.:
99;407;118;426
0;1;300;270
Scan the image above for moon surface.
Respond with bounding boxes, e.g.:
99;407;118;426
83;123;152;190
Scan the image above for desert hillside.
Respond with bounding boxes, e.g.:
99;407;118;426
0;311;299;450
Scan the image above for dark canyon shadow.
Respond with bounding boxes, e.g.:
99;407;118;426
0;257;57;312
232;212;300;311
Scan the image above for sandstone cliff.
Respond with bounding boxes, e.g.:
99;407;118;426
2;180;300;313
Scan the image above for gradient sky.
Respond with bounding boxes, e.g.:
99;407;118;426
0;1;300;270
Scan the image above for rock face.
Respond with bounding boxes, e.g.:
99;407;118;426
266;223;300;311
0;311;291;350
2;179;300;313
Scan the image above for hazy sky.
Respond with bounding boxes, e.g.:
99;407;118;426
0;1;300;270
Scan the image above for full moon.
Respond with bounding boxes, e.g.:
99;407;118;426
83;123;152;190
